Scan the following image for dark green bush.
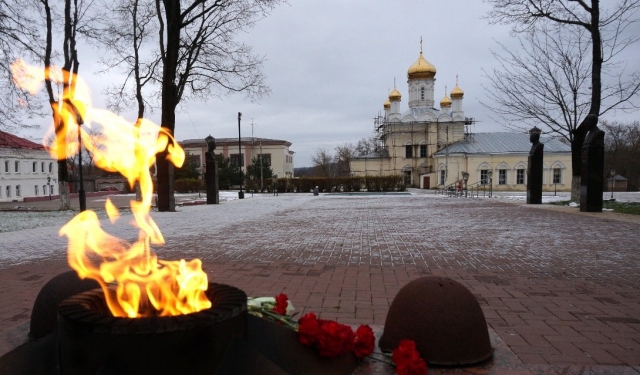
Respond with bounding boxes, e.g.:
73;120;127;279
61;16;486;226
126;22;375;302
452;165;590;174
175;178;203;193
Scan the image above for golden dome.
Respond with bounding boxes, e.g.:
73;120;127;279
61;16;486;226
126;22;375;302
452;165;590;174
407;52;436;80
389;88;402;101
450;84;464;99
440;94;452;107
384;99;391;109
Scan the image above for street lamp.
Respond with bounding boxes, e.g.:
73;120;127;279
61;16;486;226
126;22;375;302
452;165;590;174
273;174;278;196
462;171;469;198
47;176;51;200
65;99;86;211
610;169;616;200
487;170;493;198
237;112;244;199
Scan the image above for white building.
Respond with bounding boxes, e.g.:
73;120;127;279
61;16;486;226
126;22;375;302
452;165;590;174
0;131;59;202
180;137;295;179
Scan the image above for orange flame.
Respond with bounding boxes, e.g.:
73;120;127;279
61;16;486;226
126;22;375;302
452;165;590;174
12;59;211;317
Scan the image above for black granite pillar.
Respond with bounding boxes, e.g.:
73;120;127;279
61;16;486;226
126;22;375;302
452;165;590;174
526;127;544;204
205;135;219;205
580;116;605;212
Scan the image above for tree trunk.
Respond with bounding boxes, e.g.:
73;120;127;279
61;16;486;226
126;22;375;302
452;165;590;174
570;3;603;205
156;0;180;212
58;155;71;210
59;181;71;210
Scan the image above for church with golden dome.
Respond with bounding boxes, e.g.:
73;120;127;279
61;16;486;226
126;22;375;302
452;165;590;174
351;47;469;188
351;47;573;192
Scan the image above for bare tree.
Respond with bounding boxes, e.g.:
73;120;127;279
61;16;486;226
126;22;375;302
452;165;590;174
154;0;281;211
0;0;44;132
355;136;377;156
98;0;159;118
334;142;355;176
97;0;159;201
485;0;640;201
482;27;591;137
601;120;640;190
311;148;333;177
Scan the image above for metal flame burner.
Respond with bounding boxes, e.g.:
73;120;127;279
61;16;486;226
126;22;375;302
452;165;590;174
57;283;247;375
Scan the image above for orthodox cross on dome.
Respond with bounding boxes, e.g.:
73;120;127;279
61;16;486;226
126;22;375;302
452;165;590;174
420;37;423;53
456;74;459;85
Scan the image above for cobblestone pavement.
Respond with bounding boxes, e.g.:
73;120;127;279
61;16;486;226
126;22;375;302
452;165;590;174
1;191;639;370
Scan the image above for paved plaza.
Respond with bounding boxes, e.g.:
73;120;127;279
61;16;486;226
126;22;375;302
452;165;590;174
1;191;639;373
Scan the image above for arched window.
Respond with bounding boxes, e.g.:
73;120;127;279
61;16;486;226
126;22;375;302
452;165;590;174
420;87;425;100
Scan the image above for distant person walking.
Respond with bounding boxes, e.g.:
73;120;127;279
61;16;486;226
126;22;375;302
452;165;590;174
313;186;319;196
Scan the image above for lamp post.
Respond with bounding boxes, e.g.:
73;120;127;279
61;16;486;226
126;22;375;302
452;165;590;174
610;169;615;200
65;99;86;211
237;112;244;199
47;176;51;200
462;171;469;198
487;170;493;198
273;174;278;196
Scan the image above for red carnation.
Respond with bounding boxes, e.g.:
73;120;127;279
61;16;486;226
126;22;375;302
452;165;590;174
353;325;375;359
316;320;355;357
396;357;428;375
273;293;288;315
298;312;319;346
392;340;427;375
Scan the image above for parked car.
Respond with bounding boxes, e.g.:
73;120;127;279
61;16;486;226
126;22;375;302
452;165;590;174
99;187;120;192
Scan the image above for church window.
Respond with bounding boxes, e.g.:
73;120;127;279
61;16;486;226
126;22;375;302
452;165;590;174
6;186;10;197
3;160;8;173
405;145;413;158
419;145;427;157
517;169;525;184
16;185;20;197
14;161;19;172
420;87;425;100
41;162;45;172
33;162;37;172
35;185;39;195
480;170;488;185
498;169;507;185
440;170;446;185
49;162;53;173
553;168;561;184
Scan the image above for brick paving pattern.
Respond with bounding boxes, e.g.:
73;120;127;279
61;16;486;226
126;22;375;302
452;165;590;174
1;192;639;369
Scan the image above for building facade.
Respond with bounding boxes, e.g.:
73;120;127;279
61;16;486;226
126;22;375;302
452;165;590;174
351;48;469;186
433;133;572;192
180;137;294;179
351;49;572;191
0;131;59;202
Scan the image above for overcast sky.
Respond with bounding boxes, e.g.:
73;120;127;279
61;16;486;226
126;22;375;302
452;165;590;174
19;0;640;168
176;0;517;167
